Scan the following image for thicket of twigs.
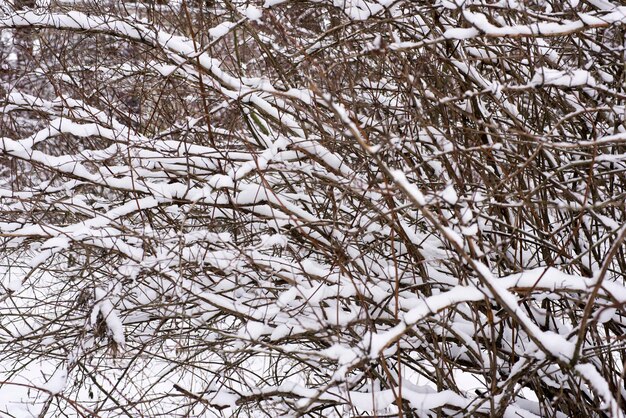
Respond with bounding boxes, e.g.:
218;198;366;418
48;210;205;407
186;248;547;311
1;0;626;416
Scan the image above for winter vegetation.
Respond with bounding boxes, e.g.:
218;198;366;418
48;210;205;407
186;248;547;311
1;0;626;416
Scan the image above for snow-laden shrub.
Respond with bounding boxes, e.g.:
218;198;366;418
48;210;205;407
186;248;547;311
1;0;626;416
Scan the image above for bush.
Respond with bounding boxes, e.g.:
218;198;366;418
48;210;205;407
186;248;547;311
1;0;626;416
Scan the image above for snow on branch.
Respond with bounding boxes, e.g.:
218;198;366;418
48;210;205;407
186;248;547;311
1;0;626;416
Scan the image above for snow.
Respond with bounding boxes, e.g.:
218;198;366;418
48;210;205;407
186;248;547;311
207;174;235;189
391;170;426;206
208;21;236;39
4;275;22;293
322;344;357;364
245;5;262;21
403;286;485;325
531;68;596;87
263;0;287;7
364;265;601;363
241;321;268;340
403;389;468;410
575;363;625;418
444;27;480;39
91;288;125;348
42;368;67;395
2;1;626;416
442;226;464;248
596;307;616;324
441;184;458;205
